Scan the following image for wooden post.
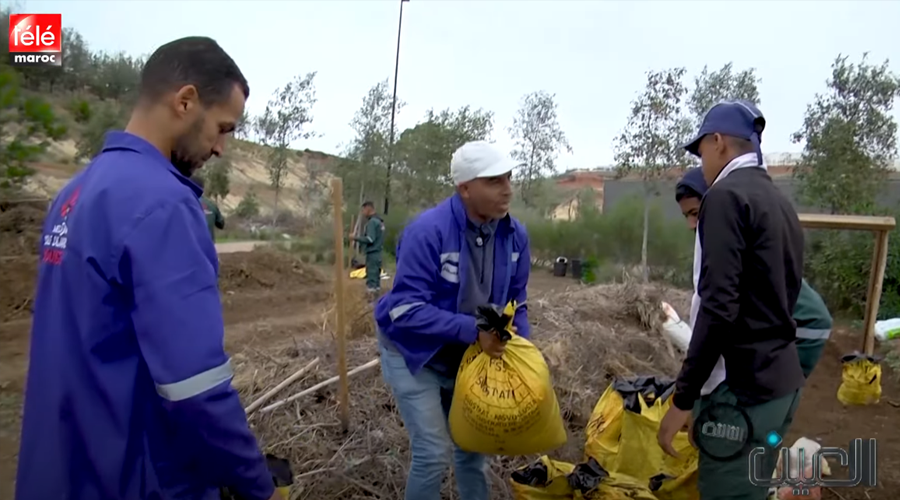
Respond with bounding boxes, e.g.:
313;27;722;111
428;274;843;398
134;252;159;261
862;230;891;355
797;214;896;356
331;178;350;431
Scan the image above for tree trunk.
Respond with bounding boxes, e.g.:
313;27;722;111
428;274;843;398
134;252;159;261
272;187;280;226
641;199;650;283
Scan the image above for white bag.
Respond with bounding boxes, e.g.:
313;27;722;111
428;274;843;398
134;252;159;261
661;302;692;352
874;318;900;341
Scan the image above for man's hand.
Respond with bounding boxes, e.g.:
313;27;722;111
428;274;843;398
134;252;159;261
478;329;507;358
657;406;692;458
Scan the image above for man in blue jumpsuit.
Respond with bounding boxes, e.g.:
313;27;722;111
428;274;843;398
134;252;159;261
16;37;281;500
374;140;530;500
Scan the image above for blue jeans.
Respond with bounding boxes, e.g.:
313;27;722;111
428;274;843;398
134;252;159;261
378;341;489;500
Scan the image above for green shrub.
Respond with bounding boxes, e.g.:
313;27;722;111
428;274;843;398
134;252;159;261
68;98;92;124
234;191;260;218
804;210;900;319
524;194;694;287
372;194;693;288
382;207;417;257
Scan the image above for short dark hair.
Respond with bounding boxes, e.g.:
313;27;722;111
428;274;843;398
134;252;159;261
362;201;375;209
139;36;249;106
675;184;701;202
725;136;756;155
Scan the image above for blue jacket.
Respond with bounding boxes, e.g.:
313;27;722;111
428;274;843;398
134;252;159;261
374;193;531;374
16;132;273;500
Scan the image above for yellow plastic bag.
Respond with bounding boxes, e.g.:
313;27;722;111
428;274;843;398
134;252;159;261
583;385;625;469
449;302;567;456
837;353;882;406
511;456;657;500
349;267;366;279
509;456;576;500
584;474;657;500
583;377;699;500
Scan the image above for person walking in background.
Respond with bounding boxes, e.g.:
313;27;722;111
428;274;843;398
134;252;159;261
658;100;806;500
351;200;384;293
675;168;834;379
192;174;226;242
373;140;530;500
16;37;281;500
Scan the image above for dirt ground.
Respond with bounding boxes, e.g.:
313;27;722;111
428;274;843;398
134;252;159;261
0;206;897;498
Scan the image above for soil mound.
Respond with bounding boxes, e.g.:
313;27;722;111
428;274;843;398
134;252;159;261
0;205;45;257
218;248;327;292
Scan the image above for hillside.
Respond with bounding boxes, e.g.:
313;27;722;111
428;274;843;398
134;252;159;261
19;110;342;218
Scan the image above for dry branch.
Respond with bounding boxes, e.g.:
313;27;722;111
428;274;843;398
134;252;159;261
245;357;320;415
259;358;381;414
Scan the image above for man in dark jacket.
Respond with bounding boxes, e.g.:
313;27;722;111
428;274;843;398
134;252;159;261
658;100;806;500
675;168;833;379
192;174;226;241
351;201;384;292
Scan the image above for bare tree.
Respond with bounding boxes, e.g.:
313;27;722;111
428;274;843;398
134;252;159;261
614;68;694;283
257;72;318;223
508;91;572;207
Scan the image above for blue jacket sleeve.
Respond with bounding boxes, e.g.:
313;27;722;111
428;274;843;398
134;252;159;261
510;230;531;339
125;200;274;500
386;220;479;343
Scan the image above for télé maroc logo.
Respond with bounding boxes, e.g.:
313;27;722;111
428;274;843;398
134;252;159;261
7;13;62;67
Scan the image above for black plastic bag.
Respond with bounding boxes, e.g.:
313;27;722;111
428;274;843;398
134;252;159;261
841;351;883;364
475;303;514;341
509;459;550;487
611;376;676;413
567;457;610;493
648;473;674;492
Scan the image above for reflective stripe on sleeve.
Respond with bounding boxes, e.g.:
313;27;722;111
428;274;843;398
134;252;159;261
155;359;234;402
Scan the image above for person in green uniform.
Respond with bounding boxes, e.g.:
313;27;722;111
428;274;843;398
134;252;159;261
351;201;384;293
675;168;833;379
191;175;226;241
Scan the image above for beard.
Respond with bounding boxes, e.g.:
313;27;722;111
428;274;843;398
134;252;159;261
171;116;211;177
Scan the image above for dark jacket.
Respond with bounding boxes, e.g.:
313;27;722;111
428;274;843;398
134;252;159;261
355;214;384;254
672;167;806;410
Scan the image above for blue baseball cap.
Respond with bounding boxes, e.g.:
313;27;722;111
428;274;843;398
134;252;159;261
681;100;767;160
675;167;708;202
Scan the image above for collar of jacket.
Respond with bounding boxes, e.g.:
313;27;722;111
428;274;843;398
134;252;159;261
449;192;512;235
710;152;767;187
101;131;202;198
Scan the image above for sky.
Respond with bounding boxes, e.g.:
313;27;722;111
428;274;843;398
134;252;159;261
22;0;900;171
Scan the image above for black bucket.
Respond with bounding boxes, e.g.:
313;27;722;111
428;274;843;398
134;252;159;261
570;259;583;280
552;257;568;277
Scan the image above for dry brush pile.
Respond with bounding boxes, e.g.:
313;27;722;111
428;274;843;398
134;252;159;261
232;278;691;500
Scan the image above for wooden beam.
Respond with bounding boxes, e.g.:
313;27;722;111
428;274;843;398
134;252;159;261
330;178;350;431
798;213;896;232
862;230;891;355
